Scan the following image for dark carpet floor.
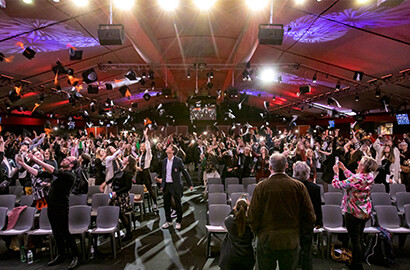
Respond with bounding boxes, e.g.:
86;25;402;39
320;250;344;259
1;171;410;270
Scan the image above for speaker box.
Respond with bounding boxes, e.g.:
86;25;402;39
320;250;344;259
88;85;99;94
258;24;284;45
98;24;125;45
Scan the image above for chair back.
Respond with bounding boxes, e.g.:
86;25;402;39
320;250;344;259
0;194;16;212
13;207;36;230
389;184;406;201
371;193;391;207
208;193;227;207
96;206;120;229
207;178;222;185
87;186;102;201
322;205;343;228
38;207;51;230
208;184;224;193
225;177;239;189
365;218;373;228
404;204;410;227
208;204;231;226
9;186;23;198
327;186;343;193
247;184;257;199
324;192;343;205
91;193;109;212
230;192;249;207
130;185;145;196
20;195;33;207
371;184;386;193
69;194;88;206
375;205;400;228
0;207;7;230
69;205;91;232
242;177;256;188
226;184;244;196
396;192;410;213
150;172;158;185
317;184;325;203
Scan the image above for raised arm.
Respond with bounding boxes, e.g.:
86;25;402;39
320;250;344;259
27;153;55;174
16;156;39;177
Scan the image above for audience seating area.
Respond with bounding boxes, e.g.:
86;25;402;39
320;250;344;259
0;183;154;261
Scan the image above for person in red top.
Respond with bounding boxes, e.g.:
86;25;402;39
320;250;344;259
332;156;377;270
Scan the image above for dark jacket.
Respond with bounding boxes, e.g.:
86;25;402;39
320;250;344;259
71;167;89;195
161;156;193;194
106;170;133;195
39;168;76;208
248;173;316;251
298;180;323;227
219;212;255;270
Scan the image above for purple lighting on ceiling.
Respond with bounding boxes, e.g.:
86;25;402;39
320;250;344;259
0;18;100;53
285;3;410;43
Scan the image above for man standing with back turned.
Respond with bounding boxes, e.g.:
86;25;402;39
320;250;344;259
248;153;316;270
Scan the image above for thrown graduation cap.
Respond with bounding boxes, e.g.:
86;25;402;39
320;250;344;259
119;85;131;99
86;122;93;128
124;115;131;124
327;97;341;108
238;99;245;110
52;61;67;75
22;47;36;60
227;112;236;119
264;101;270;110
99;120;104;126
68;47;82;61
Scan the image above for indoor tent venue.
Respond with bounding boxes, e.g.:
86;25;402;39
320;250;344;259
0;0;410;269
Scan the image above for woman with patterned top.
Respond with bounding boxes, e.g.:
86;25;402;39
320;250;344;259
332;156;378;270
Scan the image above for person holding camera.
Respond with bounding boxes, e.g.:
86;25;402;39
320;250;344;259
332;156;377;270
219;196;255;270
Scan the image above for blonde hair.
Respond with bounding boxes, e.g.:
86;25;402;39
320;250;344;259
360;156;378;173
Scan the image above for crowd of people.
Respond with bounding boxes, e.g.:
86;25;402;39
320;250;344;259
0;124;409;269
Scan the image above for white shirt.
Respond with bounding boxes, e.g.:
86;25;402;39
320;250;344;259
165;156;174;183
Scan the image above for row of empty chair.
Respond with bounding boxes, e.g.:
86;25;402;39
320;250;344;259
0;205;123;260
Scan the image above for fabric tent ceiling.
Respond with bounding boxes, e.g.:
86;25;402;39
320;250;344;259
0;0;409;121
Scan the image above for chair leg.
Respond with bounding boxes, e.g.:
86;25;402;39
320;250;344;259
206;232;211;258
117;229;122;249
48;235;54;260
139;204;144;222
110;233;116;259
81;234;86;262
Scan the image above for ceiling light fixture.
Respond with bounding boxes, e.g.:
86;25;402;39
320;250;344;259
260;68;276;82
113;0;134;10
355;92;359;102
194;0;217;10
246;0;268;11
375;87;381;98
72;0;88;7
22;0;33;4
312;73;317;83
295;0;306;4
335;81;341;90
158;0;179;11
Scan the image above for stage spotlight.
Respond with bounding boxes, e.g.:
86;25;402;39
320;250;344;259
143;91;151;101
82;68;98;84
335;81;341;90
23;0;33;4
194;0;217;10
149;70;155;80
141;71;146;79
125;70;137;80
186;68;191;79
375;87;381;98
246;0;268;11
312;73;317;83
260;68;276;82
73;0;88;7
114;0;134;10
158;0;179;11
272;96;276;101
357;0;371;4
353;71;364;81
295;0;305;4
355;93;359;102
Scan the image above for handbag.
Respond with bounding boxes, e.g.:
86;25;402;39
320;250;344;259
401;165;410;174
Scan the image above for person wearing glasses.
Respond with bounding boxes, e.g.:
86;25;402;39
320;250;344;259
27;153;80;270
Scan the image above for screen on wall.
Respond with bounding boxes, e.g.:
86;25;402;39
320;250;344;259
328;120;335;128
190;104;217;121
396;114;409;125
